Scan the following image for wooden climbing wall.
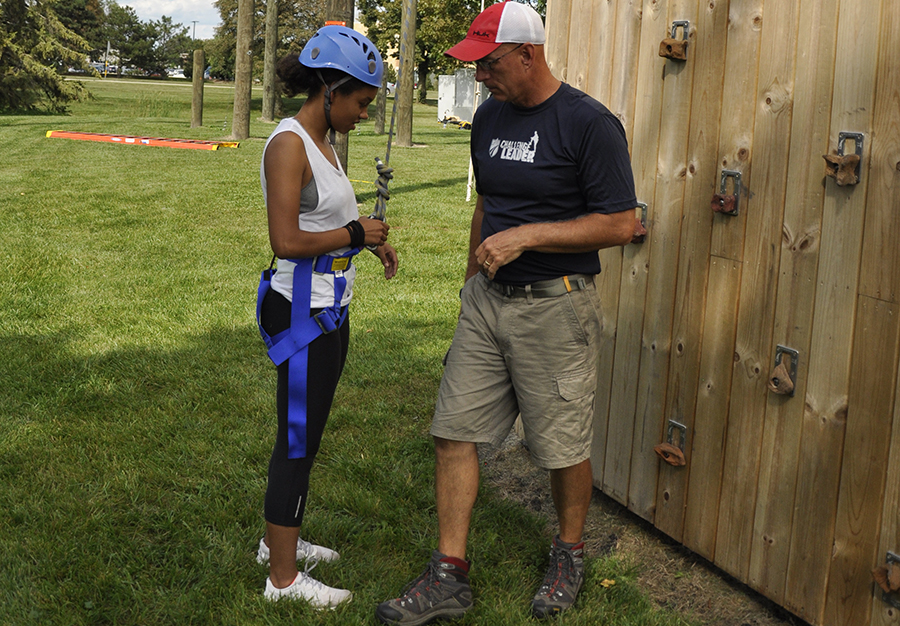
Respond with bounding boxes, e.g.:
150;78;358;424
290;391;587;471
543;1;900;624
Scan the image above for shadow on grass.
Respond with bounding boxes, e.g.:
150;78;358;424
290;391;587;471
353;176;468;205
0;318;551;625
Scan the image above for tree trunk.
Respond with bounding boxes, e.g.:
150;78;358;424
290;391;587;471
374;61;387;135
326;0;354;171
261;0;278;123
396;0;416;147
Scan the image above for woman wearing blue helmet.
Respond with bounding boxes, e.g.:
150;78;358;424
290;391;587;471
255;25;397;608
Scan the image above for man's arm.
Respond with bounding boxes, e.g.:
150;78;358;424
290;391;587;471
464;195;486;282
474;205;635;280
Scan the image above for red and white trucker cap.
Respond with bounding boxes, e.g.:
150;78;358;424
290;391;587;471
445;1;546;62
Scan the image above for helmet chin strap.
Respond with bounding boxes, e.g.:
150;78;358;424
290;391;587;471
317;70;351;145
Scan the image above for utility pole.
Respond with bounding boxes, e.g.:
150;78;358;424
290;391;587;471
191;20;197;40
396;0;416;147
191;49;205;128
231;0;254;140
326;0;354;171
261;0;278;123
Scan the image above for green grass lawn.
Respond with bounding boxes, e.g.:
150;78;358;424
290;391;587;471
0;77;696;625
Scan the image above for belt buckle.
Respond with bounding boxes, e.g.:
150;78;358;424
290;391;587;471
500;283;515;297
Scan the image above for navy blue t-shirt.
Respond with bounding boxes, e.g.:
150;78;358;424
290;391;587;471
472;82;637;285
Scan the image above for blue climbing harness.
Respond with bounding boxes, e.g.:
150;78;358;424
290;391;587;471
256;248;359;459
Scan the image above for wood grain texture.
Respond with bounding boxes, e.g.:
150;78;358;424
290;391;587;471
748;0;840;603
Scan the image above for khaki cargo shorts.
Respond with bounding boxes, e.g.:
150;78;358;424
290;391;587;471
430;272;601;470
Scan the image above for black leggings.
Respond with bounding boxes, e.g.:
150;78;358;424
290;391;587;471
260;288;349;527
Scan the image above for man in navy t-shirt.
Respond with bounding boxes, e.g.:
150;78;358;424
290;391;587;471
376;3;637;624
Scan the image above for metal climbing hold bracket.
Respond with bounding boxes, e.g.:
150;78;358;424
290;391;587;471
883;552;900;609
671;20;690;40
667;420;687;452
773;345;799;397
632;201;648;244
838;131;864;162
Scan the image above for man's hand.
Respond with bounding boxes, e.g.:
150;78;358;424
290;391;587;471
475;229;526;280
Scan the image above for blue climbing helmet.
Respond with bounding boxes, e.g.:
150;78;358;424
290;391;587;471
299;25;384;88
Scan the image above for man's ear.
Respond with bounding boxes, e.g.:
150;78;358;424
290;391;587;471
520;43;537;67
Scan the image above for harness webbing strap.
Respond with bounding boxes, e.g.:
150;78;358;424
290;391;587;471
257;249;358;458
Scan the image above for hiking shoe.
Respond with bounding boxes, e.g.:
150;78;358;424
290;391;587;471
256;536;340;565
375;551;473;625
264;567;352;608
531;535;585;619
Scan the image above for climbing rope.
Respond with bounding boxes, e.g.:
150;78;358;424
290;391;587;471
366;75;399;250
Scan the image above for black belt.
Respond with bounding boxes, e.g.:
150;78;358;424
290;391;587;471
485;274;593;299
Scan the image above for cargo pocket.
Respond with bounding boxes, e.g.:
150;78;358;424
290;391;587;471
555;370;595;401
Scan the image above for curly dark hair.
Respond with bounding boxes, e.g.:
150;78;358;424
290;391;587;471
276;54;372;99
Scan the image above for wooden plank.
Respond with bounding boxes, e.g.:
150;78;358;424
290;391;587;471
747;0;841;606
713;0;799;582
825;297;900;625
606;0;643;142
545;0;572;82
583;0;615;103
784;0;883;620
867;9;900;625
601;0;667;505
871;321;900;626
858;0;900;306
678;256;741;559
627;0;698;522
591;0;643;489
654;0;730;543
564;0;595;95
708;0;764;262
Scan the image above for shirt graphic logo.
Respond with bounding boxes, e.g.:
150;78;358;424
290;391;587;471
490;131;539;163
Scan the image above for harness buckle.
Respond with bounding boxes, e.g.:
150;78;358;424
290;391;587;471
313;309;340;334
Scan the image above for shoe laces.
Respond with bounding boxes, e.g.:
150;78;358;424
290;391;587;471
540;544;577;595
399;560;442;600
297;537;316;560
300;559;326;590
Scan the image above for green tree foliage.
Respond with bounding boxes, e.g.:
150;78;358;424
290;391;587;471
209;0;324;81
360;0;546;102
359;0;480;102
53;0;105;55
100;9;191;75
0;0;93;112
153;16;192;72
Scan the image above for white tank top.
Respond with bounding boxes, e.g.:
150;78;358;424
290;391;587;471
261;117;358;308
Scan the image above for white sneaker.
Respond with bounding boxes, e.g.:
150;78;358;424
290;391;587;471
264;571;352;608
256;536;340;565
